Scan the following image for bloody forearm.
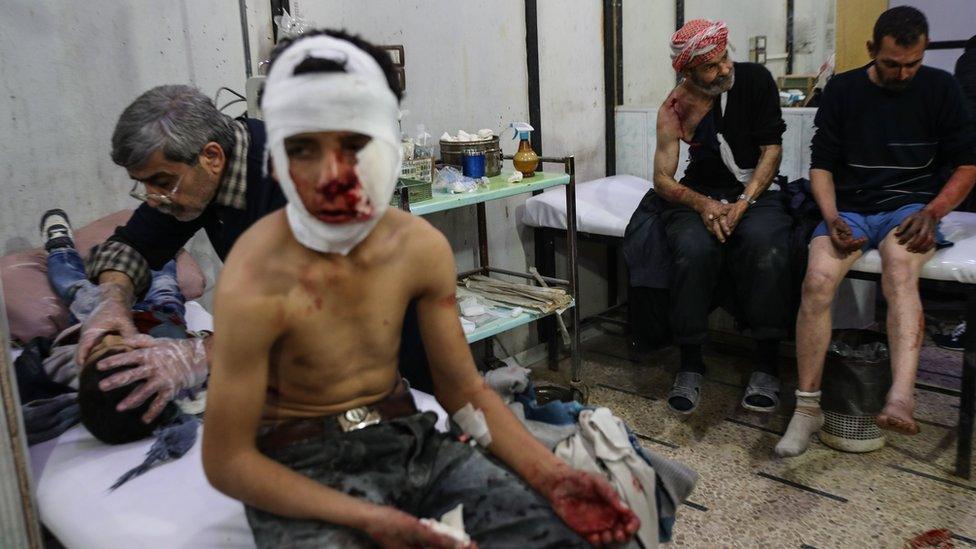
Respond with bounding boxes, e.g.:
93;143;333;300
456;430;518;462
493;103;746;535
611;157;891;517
924;165;976;219
655;177;707;210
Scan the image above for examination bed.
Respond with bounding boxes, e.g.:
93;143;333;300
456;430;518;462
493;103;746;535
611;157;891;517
24;302;450;548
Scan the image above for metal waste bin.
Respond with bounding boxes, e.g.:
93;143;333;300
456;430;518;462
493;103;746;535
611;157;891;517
820;329;892;453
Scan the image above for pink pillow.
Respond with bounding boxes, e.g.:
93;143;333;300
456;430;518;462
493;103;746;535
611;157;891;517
2;210;206;344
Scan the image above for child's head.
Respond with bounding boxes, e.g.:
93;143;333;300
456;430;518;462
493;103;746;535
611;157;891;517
78;361;178;444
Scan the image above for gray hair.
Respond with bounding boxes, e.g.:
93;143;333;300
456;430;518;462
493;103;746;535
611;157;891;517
110;85;236;169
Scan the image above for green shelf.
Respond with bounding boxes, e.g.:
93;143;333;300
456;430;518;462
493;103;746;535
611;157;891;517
407;171;569;216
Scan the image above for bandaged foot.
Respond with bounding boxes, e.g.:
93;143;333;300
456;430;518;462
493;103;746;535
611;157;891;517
876;397;919;435
775;390;824;457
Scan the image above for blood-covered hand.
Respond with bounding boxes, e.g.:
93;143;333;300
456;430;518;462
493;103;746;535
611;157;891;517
697;199;732;243
542;468;640;546
895;209;938;254
827;217;867;256
96;335;209;423
363;508;476;549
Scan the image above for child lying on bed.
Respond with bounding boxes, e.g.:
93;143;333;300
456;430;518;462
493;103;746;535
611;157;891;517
40;209;205;444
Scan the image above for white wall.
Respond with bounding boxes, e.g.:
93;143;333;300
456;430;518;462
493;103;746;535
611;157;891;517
0;0;251;256
686;0;789;77
622;0;676;106
892;0;976;73
793;0;835;76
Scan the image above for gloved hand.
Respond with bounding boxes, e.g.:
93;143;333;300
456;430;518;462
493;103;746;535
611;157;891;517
95;335;209;424
75;284;138;366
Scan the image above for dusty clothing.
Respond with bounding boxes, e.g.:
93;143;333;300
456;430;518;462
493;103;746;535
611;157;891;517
662;191;792;345
246;412;587;548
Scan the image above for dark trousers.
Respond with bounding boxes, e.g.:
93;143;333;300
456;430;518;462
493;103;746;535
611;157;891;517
661;191;792;345
246;413;586;548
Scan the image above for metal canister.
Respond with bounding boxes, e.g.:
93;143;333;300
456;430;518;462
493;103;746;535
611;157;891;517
440;135;501;177
462;150;486;178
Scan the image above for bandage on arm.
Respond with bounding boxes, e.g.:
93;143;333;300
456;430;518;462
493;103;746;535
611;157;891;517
924;165;976;219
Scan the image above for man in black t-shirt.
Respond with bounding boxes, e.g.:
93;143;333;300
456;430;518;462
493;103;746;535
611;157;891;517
653;19;791;416
777;7;976;457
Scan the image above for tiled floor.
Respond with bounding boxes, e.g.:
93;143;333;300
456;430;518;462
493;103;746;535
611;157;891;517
526;330;976;548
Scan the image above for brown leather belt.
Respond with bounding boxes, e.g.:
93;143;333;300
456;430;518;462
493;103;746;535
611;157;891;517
257;381;418;452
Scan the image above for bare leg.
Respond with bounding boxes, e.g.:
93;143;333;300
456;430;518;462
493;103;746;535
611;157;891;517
795;237;863;392
875;231;934;435
777;237;861;457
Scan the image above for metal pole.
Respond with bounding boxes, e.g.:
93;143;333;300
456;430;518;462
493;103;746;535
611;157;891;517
476;203;490;273
564;156;582;385
238;0;254;78
0;277;42;548
956;291;976;478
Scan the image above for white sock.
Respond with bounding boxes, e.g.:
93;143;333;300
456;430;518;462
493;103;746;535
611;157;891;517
775;390;824;457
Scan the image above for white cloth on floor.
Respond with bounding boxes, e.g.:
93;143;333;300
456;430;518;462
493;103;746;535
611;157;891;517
555;408;659;548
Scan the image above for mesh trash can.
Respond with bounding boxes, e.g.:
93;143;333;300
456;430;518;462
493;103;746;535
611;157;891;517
819;329;892;453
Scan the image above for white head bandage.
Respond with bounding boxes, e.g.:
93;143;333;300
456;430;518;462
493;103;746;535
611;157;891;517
262;34;402;254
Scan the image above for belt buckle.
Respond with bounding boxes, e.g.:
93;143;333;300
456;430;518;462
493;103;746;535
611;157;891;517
337;406;381;432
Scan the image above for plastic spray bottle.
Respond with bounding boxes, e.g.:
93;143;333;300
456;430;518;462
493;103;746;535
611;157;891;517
510;122;539;177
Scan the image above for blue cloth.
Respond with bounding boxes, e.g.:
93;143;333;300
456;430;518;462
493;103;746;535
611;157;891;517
110;414;199;490
513;380;584;425
132;260;186;319
47;246;185;320
810;203;953;250
46;246;90;303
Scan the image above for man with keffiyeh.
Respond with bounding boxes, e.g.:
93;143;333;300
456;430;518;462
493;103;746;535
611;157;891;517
650;19;791;416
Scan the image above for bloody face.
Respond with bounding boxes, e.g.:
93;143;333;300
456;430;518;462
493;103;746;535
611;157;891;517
283;131;374;224
869;34;926;91
687;47;735;96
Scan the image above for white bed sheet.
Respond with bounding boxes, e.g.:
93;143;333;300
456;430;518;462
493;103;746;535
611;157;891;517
26;301;449;548
520;174;652;238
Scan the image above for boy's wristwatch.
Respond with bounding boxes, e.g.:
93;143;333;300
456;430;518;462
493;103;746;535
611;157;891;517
737;193;756;205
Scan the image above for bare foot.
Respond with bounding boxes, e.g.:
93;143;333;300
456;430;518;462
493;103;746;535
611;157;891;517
875;399;919;435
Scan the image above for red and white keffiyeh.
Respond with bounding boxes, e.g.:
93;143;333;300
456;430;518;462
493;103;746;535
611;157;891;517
670;19;729;72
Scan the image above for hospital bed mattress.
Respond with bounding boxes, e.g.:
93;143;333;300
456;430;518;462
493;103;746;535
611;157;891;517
520;174;652;237
25;301;449;548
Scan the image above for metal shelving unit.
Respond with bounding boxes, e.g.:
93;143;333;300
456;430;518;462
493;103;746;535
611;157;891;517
397;156;583;395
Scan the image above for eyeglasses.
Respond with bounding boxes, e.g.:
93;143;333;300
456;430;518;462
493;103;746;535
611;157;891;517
129;171;186;205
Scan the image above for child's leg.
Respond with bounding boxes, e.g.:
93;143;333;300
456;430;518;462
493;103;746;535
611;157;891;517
138;260;186;321
46;244;92;305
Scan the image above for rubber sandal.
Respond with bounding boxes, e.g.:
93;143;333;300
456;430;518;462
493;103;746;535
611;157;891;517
667;372;703;414
741;371;780;413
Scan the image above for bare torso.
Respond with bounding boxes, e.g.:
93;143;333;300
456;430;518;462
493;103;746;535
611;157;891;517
227;209;433;421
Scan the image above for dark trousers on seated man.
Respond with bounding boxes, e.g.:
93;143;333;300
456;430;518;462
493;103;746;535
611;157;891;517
662;180;792;414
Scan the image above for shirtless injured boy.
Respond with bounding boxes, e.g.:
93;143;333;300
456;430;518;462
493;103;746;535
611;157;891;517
202;29;639;548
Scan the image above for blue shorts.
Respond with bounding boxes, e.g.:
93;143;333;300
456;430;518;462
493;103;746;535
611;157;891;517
811;203;952;251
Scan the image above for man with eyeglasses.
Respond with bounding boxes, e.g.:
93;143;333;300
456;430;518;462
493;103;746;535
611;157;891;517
78;83;430;423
